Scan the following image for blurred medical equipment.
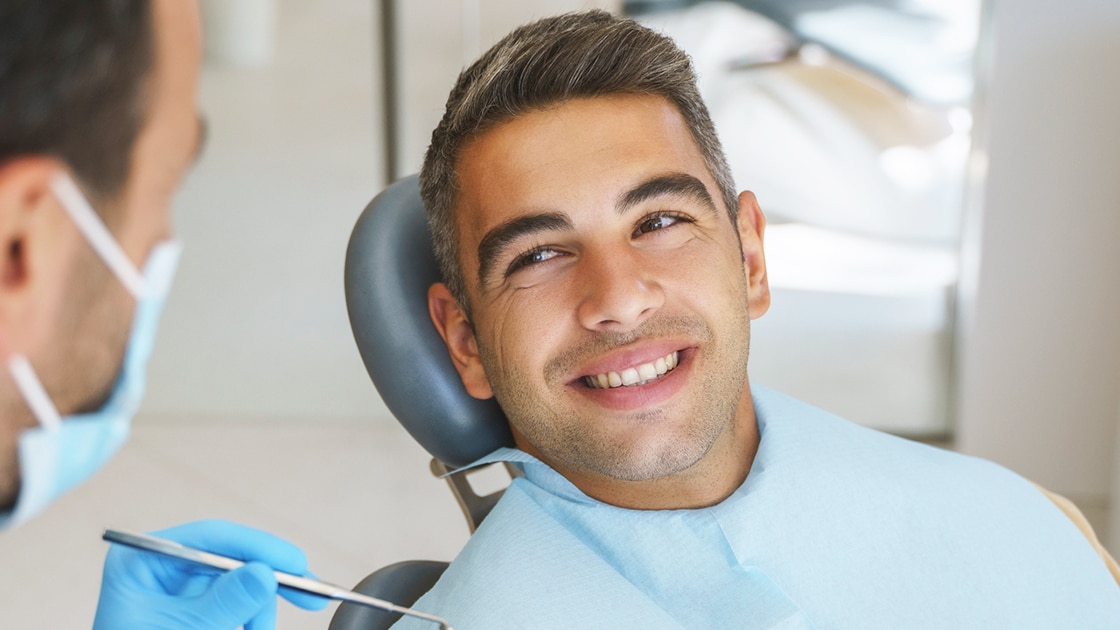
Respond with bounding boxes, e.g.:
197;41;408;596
332;176;516;629
104;528;452;629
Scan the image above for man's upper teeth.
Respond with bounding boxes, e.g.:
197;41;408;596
586;351;679;389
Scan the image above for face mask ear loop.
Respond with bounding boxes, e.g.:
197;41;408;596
7;356;62;432
48;173;146;300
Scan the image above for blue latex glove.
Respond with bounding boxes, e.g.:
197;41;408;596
93;519;328;629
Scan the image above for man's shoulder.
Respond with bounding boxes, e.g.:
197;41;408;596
751;384;986;475
748;385;1055;523
752;385;1008;468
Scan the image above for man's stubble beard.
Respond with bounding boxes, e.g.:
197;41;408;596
50;249;132;415
481;287;753;483
0;246;125;512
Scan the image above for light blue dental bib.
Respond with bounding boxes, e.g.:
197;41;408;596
397;387;1120;629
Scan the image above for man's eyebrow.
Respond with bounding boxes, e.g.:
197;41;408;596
477;211;573;285
617;173;717;215
473;174;716;286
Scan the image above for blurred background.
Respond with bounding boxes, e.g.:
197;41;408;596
1;0;1117;627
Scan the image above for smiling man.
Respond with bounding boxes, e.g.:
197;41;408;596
434;93;766;511
404;10;1120;629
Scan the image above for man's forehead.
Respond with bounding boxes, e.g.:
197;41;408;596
451;95;712;231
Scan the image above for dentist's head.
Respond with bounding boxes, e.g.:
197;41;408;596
0;0;204;527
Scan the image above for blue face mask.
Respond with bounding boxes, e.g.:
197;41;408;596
0;173;181;530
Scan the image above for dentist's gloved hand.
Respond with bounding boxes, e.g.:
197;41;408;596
93;519;328;630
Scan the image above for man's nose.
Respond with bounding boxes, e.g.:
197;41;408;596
575;247;664;332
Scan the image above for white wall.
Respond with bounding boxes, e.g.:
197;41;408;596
140;0;620;424
1112;396;1120;547
141;0;389;422
394;0;621;175
956;0;1120;536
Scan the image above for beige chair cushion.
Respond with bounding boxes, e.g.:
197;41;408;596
1036;484;1120;585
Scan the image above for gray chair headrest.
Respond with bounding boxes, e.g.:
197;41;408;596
344;175;514;468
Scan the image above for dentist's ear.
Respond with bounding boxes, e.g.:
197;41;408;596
0;157;76;359
736;191;769;319
428;282;494;400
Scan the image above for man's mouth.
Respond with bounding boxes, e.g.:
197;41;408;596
582;351;680;389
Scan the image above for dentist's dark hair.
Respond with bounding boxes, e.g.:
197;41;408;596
0;0;154;217
420;10;737;311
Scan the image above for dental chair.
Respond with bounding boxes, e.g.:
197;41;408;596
329;175;520;629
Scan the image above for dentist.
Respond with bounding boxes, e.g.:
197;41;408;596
0;1;325;627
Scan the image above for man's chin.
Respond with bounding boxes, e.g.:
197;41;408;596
572;432;717;483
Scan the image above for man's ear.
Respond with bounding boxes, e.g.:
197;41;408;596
0;157;72;359
736;190;770;319
427;282;494;400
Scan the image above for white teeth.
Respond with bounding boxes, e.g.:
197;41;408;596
584;351;680;389
620;368;640;386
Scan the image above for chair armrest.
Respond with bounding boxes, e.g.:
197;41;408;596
329;560;450;630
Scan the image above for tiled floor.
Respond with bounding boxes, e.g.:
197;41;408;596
0;415;471;628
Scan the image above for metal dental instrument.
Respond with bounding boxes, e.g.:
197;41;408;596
102;529;453;630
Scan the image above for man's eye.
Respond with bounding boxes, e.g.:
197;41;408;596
507;247;561;276
634;212;689;237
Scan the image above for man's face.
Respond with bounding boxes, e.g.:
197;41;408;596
45;0;204;417
432;95;769;498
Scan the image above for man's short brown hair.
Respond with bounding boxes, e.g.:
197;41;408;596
420;10;737;311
